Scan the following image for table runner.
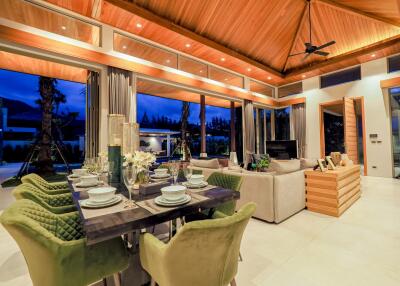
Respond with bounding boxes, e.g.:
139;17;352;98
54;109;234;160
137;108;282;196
78;194;139;219
136;193;209;215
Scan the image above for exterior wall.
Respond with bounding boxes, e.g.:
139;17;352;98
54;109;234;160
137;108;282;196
288;57;400;178
140;136;163;152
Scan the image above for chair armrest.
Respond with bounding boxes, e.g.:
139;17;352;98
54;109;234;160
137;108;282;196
212;210;228;219
139;233;166;276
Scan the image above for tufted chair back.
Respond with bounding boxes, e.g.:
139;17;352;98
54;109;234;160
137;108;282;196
21;173;69;194
13;183;76;214
207;172;242;216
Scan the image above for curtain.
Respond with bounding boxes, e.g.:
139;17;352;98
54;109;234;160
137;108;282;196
244;100;255;165
86;71;100;158
108;67;134;122
292;103;306;158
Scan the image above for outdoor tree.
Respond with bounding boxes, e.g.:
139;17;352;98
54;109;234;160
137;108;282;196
36;77;66;175
180;101;191;160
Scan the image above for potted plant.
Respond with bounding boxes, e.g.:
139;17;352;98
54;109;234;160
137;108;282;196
256;154;270;172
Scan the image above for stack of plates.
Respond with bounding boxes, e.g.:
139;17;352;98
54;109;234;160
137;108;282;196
182;181;208;189
154;194;191;206
81;195;123;208
150;173;171;181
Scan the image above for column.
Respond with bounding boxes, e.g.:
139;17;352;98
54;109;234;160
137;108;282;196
230;101;236;152
200;95;207;157
167;134;171;157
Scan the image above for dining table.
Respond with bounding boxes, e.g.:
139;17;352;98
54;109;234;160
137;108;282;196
67;176;240;286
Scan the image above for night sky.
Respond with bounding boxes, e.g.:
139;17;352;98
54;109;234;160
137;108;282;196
0;69;230;123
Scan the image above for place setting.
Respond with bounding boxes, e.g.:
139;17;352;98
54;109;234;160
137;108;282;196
80;186;122;209
67;168;88;181
150;168;171;182
74;174;103;189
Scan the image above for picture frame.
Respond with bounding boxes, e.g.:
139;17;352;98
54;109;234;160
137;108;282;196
325;156;336;170
317;159;327;172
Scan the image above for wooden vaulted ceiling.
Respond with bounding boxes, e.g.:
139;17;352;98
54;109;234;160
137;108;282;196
43;0;400;86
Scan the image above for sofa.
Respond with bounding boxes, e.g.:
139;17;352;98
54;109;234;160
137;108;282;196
189;158;314;223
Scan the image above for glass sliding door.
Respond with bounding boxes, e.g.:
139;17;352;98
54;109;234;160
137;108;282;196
254;108;273;154
390;88;400;178
275;107;291;140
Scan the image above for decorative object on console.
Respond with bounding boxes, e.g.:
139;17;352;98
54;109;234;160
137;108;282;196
325;156;336;170
255;154;270;172
330;152;341;166
108;114;125;183
317;159;327;172
340;154;354;167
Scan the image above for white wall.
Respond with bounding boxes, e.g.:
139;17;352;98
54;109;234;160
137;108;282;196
288;57;400;177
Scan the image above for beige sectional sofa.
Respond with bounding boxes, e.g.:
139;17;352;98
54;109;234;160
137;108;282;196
189;158;310;223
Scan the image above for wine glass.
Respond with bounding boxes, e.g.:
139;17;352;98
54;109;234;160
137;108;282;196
122;165;137;208
169;160;179;185
183;167;192;182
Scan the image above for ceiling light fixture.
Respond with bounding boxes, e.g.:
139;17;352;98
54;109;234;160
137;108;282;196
302;74;306;78
199;70;204;73
136;23;143;28
247;68;252;72
166;59;171;63
267;76;272;80
221;57;226;61
371;54;376;58
185;43;191;48
224;78;228;81
122;45;127;49
61;26;66;30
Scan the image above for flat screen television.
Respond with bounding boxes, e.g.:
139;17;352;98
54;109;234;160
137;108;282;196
265;140;298;159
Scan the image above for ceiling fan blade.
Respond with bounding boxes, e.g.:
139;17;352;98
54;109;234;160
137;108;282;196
288;51;306;57
302;53;311;62
316;40;336;50
314;51;329;56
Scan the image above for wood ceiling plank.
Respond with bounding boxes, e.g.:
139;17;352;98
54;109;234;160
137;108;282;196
105;0;282;77
317;0;400;27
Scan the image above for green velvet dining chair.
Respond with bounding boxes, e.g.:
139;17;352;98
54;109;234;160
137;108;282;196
206;172;243;218
0;199;129;286
21;173;69;194
140;202;256;286
12;183;76;214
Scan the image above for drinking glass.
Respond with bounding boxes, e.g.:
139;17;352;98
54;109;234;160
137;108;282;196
183;167;192;182
106;161;114;184
122;165;137;208
169;160;179;185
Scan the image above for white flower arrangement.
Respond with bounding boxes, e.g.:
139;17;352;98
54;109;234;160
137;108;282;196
123;151;156;172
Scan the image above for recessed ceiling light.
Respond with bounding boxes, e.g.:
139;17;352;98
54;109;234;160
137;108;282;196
122;45;127;49
136;23;143;28
371;54;376;58
61;26;66;30
199;70;204;73
221;57;226;61
185;43;191;48
247;68;252;72
267;76;272;80
302;74;306;78
224;78;228;81
166;59;171;63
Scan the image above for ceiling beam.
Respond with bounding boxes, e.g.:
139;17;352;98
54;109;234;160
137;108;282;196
282;1;309;73
105;0;283;77
284;34;400;77
317;0;400;27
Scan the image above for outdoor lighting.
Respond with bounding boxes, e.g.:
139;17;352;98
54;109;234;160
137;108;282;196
122;122;140;155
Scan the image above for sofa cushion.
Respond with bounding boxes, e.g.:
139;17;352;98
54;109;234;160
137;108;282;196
300;158;317;169
269;159;301;174
190;158;220;169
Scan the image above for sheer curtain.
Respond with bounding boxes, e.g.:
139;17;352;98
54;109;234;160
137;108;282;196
292;103;306;158
244;100;255;165
86;71;100;158
108;67;134;122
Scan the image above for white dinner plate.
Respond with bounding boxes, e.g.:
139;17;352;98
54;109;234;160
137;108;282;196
81;195;122;208
68;174;80;179
182;181;208;189
154;194;191;207
76;181;103;188
150;173;170;179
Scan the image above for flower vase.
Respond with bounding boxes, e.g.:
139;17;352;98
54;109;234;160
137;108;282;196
137;167;150;185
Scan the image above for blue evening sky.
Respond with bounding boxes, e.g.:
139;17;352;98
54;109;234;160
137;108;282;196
0;69;230;124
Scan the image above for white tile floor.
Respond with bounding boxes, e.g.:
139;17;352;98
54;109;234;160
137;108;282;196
1;176;399;286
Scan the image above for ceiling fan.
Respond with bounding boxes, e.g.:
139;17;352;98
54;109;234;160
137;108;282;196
288;0;336;61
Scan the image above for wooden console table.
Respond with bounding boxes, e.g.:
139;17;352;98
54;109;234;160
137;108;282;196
305;165;361;217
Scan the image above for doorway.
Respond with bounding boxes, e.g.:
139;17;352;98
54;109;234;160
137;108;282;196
320;97;367;175
389;87;400;178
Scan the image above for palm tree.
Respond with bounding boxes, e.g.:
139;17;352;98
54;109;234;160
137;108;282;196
36;77;65;175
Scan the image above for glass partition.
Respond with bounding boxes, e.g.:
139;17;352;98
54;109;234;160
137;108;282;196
275;107;291;140
179;56;208;77
390;87;400;178
209;66;244;88
0;0;100;46
250;80;275;97
114;33;178;68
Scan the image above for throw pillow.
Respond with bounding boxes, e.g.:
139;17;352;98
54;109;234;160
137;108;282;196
269;159;301;174
190;158;220;169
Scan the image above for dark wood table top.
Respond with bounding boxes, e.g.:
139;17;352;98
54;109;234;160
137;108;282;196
69;181;240;245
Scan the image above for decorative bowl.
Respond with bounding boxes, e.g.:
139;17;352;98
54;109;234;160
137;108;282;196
189;174;205;185
87;187;116;202
161;185;186;201
154;168;169;176
80;174;98;185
